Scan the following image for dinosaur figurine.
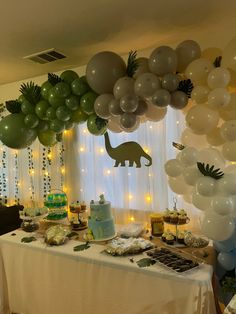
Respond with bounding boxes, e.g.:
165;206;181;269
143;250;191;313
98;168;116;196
104;132;152;168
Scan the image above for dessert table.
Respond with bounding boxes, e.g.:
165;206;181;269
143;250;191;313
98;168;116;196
0;229;217;314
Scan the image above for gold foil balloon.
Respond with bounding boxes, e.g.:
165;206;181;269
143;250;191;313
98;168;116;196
176;40;201;73
86;51;126;94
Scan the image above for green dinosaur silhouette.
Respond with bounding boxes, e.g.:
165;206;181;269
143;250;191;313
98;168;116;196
104;132;152;168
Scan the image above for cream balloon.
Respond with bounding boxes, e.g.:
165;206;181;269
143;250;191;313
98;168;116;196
192;190;212;211
225;164;236;174
222;35;236;72
198;147;225;169
201;209;235;241
182;165;203;186
207;68;231;89
185;105;219;135
222;141;236;161
181;128;208;150
211;196;234;215
217;173;236;195
94;94;114;119
183;193;193;204
168;175;191;195
107;117;122;133
164;159;183;177
134;73;161;98
113;77;135;99
206;127;225;147
208;88;231;110
145;102;167;122
220;120;236;141
185;58;214;85
196;176;217;197
191;86;210;104
179;147;199;166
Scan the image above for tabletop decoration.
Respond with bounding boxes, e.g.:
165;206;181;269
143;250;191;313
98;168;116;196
136;257;156;268
73;242;90;252
21;236;37;243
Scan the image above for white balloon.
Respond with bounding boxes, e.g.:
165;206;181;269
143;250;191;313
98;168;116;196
225;164;236;174
207;67;231;89
222;141;236;161
201;209;235;241
222;35;236;72
208;88;231;110
221;120;236;142
168;176;191;195
211;196;234;215
217;173;236;195
179;147;199;166
206;127;225;147
198;148;225;169
196;176;217;197
185;58;214;85
183;193;193;204
192;190;212;211
181;128;208;150
191;86;210;104
183;165;203;186
185;105;219;135
164;159;183;177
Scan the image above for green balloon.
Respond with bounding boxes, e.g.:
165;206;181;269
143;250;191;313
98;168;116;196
56;105;71;121
65;95;80;111
41;81;53;100
50;119;65;133
60;70;79;84
87;114;107;135
18;94;26;104
21;100;35;115
80;91;97;115
35;100;50;120
48;88;65;108
71;78;90;96
24;114;39;129
65;120;75;130
80;76;88;84
46;107;56;120
70;108;88;124
38;130;57;147
54;82;71;99
37;120;49;132
0;113;37;149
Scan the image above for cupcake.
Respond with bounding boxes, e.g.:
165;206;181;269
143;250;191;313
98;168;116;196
177;232;185;244
69;201;81;213
163;209;170;222
170;212;178;224
178;214;187;224
161;231;168;242
179;209;187;216
166;234;175;245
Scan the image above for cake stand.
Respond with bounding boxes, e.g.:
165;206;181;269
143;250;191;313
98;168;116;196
20;213;48;232
163;218;190;247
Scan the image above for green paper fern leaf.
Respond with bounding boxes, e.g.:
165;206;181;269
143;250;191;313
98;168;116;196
19;81;41;104
48;73;63;86
197;162;224;180
126;50;139;77
5;100;22;113
178;79;194;98
213;56;222;68
95;117;108;130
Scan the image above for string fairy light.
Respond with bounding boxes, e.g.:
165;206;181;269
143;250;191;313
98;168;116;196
27;147;35;202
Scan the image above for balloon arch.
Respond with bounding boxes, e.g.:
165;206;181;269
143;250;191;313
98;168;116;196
1;36;236;264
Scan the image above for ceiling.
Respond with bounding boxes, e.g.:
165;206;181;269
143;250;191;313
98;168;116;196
1;0;236;85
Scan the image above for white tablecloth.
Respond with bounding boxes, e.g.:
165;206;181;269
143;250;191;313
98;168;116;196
0;230;216;314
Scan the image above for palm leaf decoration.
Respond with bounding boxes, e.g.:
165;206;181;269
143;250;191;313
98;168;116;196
172;142;185;150
136;258;156;268
126;50;139;77
5;100;22;113
95;117;107;130
213;56;222;68
178;79;194;98
197;162;224;180
19;81;41;104
48;73;63;86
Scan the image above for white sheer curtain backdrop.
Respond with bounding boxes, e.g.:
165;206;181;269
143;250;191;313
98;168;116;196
71;107;200;230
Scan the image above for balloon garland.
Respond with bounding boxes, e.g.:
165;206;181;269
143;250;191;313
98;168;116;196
0;41;200;149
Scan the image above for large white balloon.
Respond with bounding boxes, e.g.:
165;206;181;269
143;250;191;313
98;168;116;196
175;40;201;73
207;67;231;89
164;159;183;177
168;175;191;195
196;176;217;197
211;196;234;215
198;147;225;169
192;190;212;211
185;58;214;85
179;147;199;166
206;127;225;147
185;105;219;135
201;209;235;241
222;35;236;72
217;173;236;195
181;128;208;150
220;120;236;142
222;141;236;161
191;86;210;104
208;88;231;110
134;73;161;98
183;165;203;186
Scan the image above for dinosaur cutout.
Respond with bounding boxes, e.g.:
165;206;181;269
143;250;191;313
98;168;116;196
104;132;152;168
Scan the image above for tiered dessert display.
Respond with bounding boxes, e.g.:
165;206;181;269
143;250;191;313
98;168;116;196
19;206;48;232
69;201;88;230
87;194;116;241
44;190;68;221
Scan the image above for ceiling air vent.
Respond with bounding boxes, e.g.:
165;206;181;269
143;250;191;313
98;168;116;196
23;48;66;64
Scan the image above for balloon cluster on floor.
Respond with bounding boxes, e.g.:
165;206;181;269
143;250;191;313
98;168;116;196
165;36;236;271
0;40;199;149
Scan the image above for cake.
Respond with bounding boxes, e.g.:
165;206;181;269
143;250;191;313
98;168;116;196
88;194;115;240
165;234;175;245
